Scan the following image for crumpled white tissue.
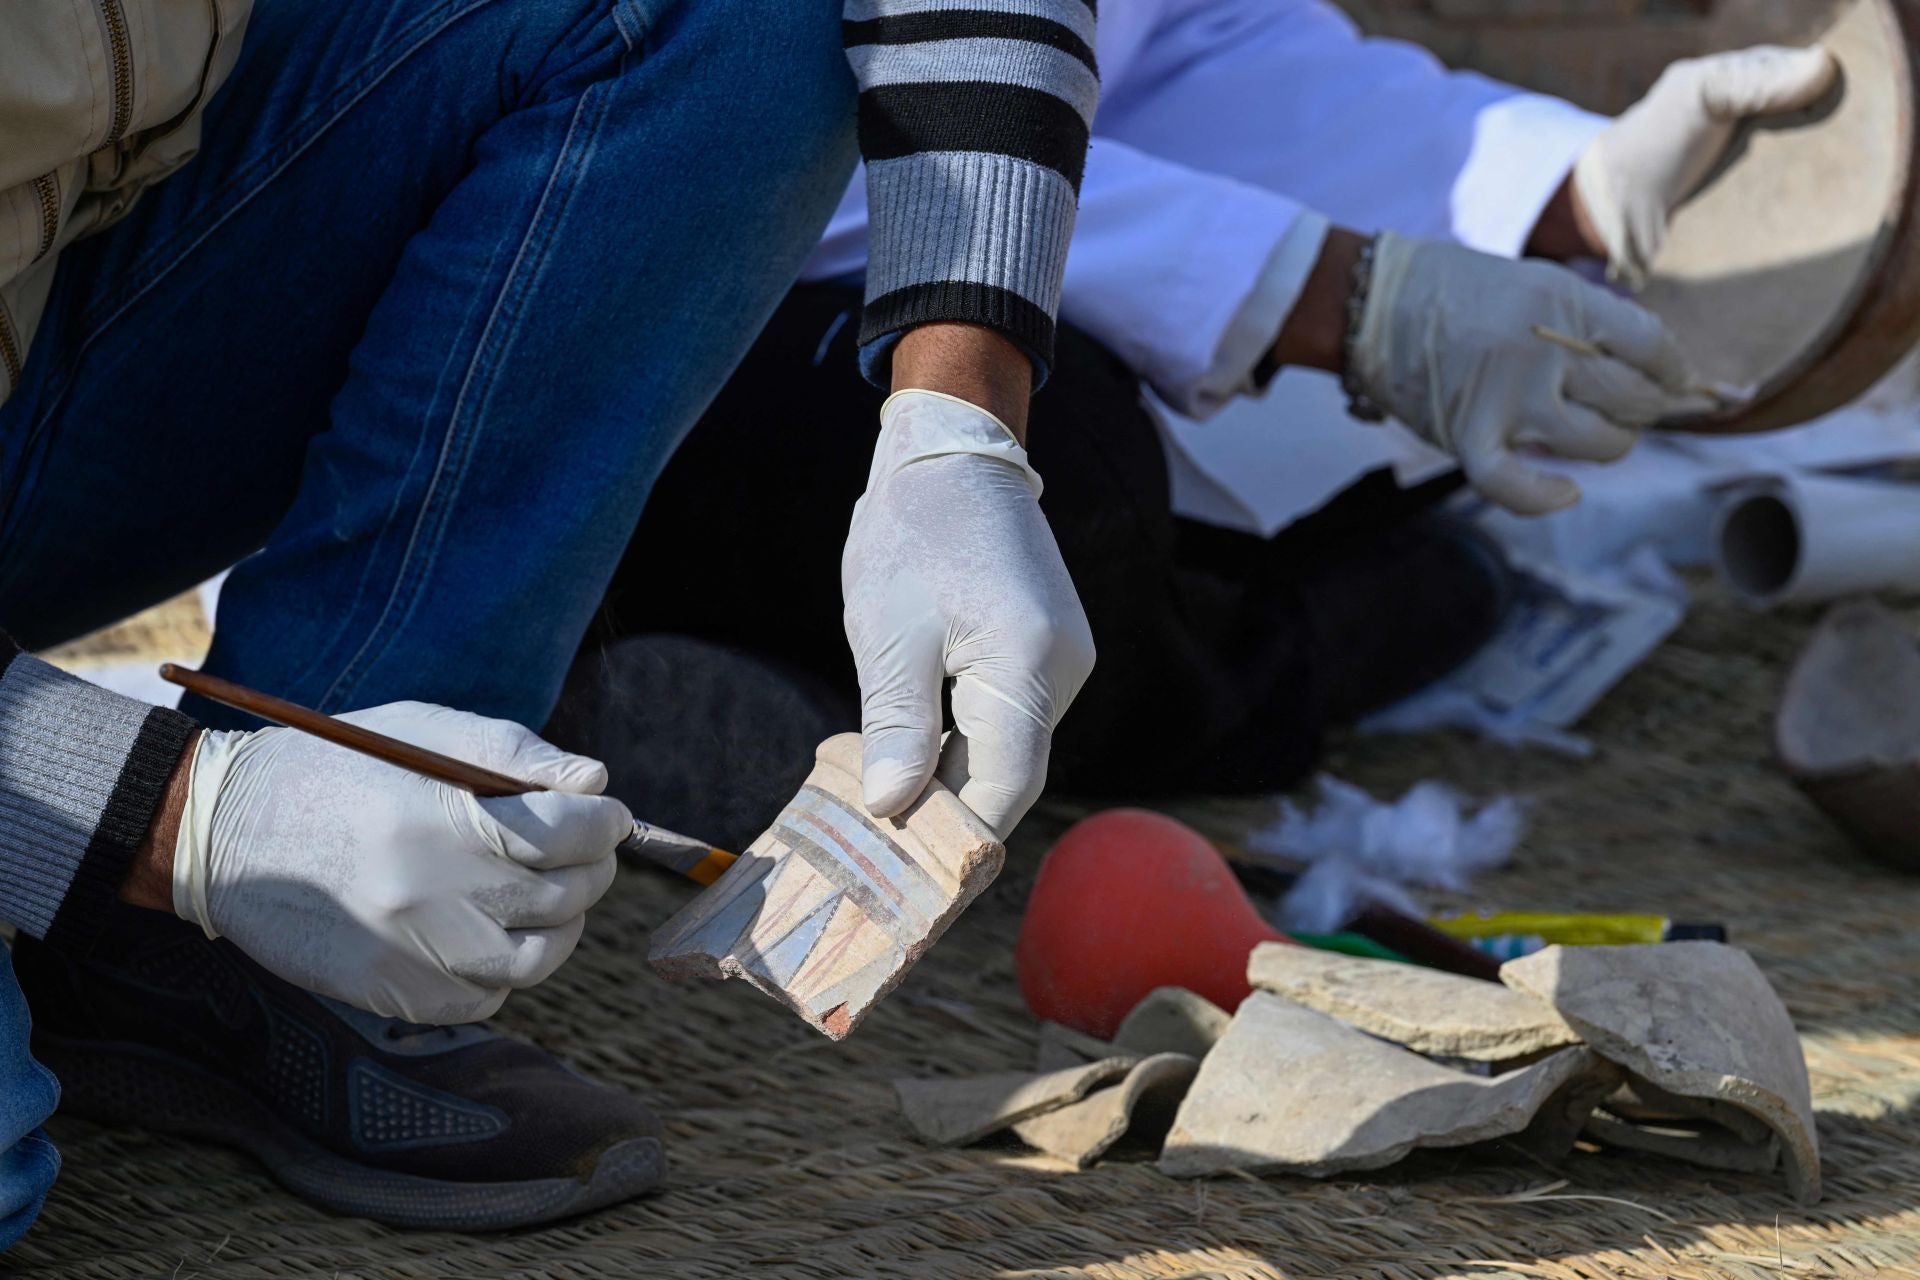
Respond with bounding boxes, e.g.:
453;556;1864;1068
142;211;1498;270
1246;775;1527;935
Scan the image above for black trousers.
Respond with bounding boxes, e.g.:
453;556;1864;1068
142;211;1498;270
580;284;1487;798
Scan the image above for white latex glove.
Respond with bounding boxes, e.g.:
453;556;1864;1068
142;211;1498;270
1577;44;1839;285
1351;231;1714;516
842;389;1095;840
172;702;631;1025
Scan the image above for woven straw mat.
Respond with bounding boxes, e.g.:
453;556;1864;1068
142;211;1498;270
13;580;1920;1279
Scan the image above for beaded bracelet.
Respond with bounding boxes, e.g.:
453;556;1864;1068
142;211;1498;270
1340;236;1388;424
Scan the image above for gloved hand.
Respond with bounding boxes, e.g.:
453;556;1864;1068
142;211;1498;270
1577;44;1838;285
842;389;1095;840
171;703;632;1025
1350;231;1713;515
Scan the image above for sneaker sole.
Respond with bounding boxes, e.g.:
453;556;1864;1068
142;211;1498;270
35;1031;665;1231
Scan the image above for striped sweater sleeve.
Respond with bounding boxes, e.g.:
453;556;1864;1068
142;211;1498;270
0;638;197;953
843;0;1098;381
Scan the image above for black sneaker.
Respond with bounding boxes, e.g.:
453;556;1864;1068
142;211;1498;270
12;910;665;1231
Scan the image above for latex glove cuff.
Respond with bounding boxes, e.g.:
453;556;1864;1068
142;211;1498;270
869;390;1044;502
172;728;236;939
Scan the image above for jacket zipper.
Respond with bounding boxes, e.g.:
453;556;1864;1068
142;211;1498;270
99;0;135;144
0;298;22;396
29;172;60;263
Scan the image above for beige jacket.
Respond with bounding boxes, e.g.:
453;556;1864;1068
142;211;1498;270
0;0;250;405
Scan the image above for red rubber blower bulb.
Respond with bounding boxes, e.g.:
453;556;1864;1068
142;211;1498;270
1015;809;1292;1039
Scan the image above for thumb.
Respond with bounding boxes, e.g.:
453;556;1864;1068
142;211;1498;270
1695;45;1838;122
1468;449;1582;517
856;642;945;819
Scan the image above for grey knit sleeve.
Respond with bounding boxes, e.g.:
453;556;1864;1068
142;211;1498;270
843;0;1098;382
0;642;197;953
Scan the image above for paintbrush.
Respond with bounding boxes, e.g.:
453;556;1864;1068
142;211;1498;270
162;669;1005;1040
1530;324;1754;407
158;665;739;886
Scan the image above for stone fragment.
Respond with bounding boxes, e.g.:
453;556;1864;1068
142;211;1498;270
1501;943;1820;1203
1159;993;1616;1178
1776;599;1920;870
895;1058;1137;1147
1523;1057;1628;1161
1034;1021;1120;1072
1246;943;1577;1061
1585;1111;1783;1176
1111;986;1232;1059
1012;1053;1200;1168
1606;1076;1776;1147
1035;988;1230;1071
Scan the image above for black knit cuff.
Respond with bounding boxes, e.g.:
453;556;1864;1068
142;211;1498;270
43;705;197;956
0;649;199;956
858;282;1058;389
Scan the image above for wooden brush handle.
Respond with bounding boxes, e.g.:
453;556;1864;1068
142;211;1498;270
159;664;539;798
159;666;742;887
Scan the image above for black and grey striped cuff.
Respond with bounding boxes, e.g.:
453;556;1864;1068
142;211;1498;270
860;280;1057;381
844;0;1095;383
0;651;197;954
857;150;1078;380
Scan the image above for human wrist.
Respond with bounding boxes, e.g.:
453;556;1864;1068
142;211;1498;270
1270;228;1368;376
891;323;1032;445
1527;172;1607;260
121;732;198;913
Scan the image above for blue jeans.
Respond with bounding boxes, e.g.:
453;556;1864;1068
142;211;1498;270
0;0;856;723
0;945;59;1252
0;0;856;1244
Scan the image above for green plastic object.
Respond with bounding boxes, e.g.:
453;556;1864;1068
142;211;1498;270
1287;931;1412;965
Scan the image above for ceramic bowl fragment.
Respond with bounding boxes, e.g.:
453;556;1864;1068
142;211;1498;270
1247;943;1578;1062
1035;1020;1125;1072
1777;599;1920;870
1585;1111;1783;1176
1012;1053;1200;1168
1159;993;1618;1179
1605;1075;1777;1146
895;1057;1139;1147
1112;986;1232;1059
1501;942;1819;1203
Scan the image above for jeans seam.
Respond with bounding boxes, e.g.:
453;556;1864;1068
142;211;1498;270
274;220;520;704
610;0;647;49
316;75;618;710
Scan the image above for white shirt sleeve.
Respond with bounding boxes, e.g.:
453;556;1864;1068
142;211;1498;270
1187;213;1329;418
804;0;1610;416
1057;139;1324;417
1094;0;1608;404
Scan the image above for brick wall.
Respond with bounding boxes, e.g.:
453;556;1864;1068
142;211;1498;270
1331;0;1844;113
